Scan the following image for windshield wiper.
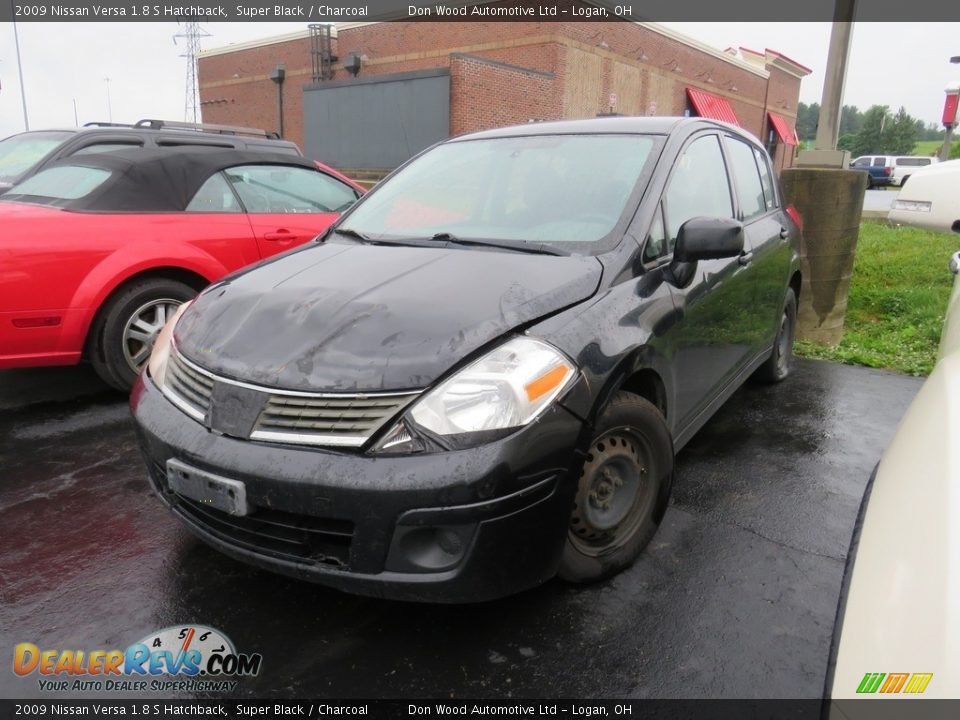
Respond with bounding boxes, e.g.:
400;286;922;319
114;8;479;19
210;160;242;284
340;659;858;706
333;227;373;242
429;232;563;256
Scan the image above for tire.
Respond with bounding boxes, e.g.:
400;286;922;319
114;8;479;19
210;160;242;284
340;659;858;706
900;175;910;187
755;287;797;384
866;177;874;189
88;278;197;391
558;392;674;584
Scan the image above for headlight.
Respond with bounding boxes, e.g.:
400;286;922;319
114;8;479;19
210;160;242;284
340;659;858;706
146;301;192;388
373;336;576;453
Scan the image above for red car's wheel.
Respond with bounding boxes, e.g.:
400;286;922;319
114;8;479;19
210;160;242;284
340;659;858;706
89;278;197;391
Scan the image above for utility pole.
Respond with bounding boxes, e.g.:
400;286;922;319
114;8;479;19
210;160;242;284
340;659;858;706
784;0;867;349
174;21;211;124
12;13;30;130
813;0;856;153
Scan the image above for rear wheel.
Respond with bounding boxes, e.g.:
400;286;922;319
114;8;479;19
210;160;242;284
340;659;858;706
559;392;673;584
755;287;797;384
89;278;197;391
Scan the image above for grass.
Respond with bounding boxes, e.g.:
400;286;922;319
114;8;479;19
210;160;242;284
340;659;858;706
795;222;959;376
912;140;943;156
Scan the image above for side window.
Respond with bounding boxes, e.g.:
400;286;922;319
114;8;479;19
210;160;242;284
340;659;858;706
642;206;667;263
871;157;885;167
70;142;144;156
851;157;869;167
664;134;733;250
753;148;778;211
224;164;358;214
186;173;239;213
726;138;766;221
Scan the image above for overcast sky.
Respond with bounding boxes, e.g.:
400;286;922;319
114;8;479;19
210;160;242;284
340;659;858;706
1;21;958;140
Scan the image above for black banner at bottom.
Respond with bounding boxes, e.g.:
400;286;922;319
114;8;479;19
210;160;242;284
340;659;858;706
1;699;959;720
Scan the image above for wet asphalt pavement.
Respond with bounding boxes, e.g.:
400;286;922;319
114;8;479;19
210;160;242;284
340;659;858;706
0;360;921;700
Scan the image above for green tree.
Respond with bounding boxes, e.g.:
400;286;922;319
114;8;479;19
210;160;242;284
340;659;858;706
839;105;864;136
849;105;889;156
838;133;857;151
796;102;819;142
883;107;919;155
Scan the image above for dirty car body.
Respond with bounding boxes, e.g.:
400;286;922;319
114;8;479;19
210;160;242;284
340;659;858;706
131;117;802;602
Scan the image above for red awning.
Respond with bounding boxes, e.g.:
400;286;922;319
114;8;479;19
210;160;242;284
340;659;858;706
767;112;798;146
686;88;741;127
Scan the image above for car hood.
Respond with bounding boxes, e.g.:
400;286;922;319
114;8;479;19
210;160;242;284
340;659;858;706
174;241;602;391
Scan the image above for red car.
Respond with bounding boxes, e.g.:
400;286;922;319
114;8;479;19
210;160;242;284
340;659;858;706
0;146;365;389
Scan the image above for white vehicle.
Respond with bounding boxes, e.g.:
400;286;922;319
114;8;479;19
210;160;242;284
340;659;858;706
890;155;938;186
887;159;960;234
826;247;960;714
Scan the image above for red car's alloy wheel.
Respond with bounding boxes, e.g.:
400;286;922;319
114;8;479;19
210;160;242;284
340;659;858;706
121;298;184;374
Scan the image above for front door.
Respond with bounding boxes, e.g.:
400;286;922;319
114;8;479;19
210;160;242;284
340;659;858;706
659;133;755;429
224;164;360;259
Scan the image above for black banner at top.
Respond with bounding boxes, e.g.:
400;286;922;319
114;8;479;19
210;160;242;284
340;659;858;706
2;0;959;22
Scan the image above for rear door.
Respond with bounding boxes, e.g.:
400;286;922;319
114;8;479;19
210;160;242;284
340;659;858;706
224;164;361;258
181;172;262;268
721;135;791;356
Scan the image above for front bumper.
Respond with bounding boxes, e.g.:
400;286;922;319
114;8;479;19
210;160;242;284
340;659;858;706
131;373;586;603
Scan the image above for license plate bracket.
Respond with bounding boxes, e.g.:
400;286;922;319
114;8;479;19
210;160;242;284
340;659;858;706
166;458;249;516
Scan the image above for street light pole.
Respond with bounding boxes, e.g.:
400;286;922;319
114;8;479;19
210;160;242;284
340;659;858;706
940;57;959;162
814;0;856;153
104;77;113;123
12;13;30;130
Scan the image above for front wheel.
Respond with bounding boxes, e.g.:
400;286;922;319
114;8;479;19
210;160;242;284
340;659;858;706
754;287;797;384
89;278;197;391
559;392;674;584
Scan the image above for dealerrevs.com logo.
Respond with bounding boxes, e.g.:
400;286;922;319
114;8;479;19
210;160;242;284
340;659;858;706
13;625;262;693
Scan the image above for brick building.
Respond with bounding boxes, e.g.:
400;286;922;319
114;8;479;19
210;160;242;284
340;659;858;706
198;18;810;175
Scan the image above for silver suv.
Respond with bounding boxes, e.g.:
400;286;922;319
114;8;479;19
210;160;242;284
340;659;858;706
0;119;302;194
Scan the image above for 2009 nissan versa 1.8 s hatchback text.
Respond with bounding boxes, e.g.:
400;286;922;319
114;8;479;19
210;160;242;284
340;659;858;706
132;117;802;602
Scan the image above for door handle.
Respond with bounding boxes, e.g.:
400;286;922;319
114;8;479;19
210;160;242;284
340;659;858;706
779;226;789;239
264;230;293;241
738;252;753;266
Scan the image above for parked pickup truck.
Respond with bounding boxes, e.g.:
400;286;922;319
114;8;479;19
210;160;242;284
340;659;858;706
849;156;895;188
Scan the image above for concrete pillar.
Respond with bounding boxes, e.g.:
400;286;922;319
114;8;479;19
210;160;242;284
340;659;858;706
781;168;868;346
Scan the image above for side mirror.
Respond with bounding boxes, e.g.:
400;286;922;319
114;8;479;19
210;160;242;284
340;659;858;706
951;220;960;235
673;217;744;263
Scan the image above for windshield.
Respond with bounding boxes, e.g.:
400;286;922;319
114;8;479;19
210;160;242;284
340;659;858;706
0;131;74;184
341;134;659;252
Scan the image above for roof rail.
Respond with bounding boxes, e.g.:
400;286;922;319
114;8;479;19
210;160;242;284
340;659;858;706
83;121;135;128
134;119;280;139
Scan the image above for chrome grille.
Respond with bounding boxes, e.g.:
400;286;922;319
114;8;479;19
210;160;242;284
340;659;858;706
252;394;415;447
162;350;214;421
160;346;418;448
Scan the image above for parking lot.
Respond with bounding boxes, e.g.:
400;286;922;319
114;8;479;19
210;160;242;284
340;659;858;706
0;359;921;699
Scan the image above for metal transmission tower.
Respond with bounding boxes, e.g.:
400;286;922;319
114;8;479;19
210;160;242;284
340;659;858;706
174;21;211;124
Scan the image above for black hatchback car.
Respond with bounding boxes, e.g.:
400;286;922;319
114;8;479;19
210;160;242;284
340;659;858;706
132;117;802;603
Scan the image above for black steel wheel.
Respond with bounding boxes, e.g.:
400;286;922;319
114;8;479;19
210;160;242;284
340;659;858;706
559;392;673;584
755;287;797;384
